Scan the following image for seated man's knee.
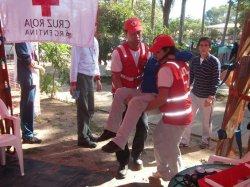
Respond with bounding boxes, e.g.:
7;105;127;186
128;97;140;105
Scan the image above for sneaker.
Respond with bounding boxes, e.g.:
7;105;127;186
89;135;98;142
199;141;209;149
149;171;170;181
33;132;38;136
22;136;42;144
116;164;128;179
78;140;97;148
97;130;116;142
179;142;189;147
133;157;143;170
101;141;122;153
151;171;163;179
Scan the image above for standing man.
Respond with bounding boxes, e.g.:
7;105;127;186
15;42;45;144
70;36;102;149
181;36;221;149
97;17;149;179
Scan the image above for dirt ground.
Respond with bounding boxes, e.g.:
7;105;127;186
17;81;219;187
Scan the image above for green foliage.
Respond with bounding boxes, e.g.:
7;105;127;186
238;0;250;25
207;29;222;42
205;5;232;25
98;0;133;64
39;43;70;98
98;1;133;36
40;73;60;97
133;0;164;45
169;17;202;49
97;0;165;62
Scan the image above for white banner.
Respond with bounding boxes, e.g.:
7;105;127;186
0;0;98;47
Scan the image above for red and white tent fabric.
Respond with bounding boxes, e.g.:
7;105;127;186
0;0;98;47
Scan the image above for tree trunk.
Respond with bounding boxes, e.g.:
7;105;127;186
178;0;186;45
221;0;233;46
201;0;207;36
163;0;173;27
151;0;156;33
132;0;135;9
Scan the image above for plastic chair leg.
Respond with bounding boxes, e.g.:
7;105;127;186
14;142;24;176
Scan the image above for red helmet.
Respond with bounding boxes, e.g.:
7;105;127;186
150;34;175;53
123;17;142;33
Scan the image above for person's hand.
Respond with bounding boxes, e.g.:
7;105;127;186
124;95;133;105
204;96;214;107
31;60;38;66
96;80;102;92
39;66;45;74
70;85;76;95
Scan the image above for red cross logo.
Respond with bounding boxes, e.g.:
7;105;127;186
32;0;59;17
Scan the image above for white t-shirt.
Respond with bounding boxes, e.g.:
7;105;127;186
111;48;140;72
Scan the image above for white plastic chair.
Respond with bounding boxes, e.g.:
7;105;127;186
208;152;250;165
0;98;24;176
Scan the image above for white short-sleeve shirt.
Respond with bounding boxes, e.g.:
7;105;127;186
111;48;140;73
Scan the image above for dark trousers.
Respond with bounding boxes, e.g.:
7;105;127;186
116;110;148;166
76;73;94;142
20;85;36;139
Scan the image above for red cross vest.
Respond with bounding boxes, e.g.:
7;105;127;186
112;42;149;93
159;61;192;126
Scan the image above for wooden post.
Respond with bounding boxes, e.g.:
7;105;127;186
216;12;250;157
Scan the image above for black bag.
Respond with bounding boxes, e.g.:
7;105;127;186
172;167;217;187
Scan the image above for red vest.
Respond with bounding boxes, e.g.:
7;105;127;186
112;42;149;93
159;61;192;126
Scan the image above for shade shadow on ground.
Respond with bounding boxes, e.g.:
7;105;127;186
0;155;114;187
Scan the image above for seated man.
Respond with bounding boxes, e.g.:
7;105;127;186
99;50;192;153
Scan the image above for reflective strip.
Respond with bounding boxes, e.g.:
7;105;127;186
119;43;145;58
163;107;192;117
167;91;190;102
120;74;142;81
118;45;127;58
141;43;145;56
166;61;180;69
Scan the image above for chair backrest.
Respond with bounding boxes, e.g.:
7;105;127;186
0;98;10;119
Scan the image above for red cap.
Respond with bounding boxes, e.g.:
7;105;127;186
149;34;175;53
123;17;142;33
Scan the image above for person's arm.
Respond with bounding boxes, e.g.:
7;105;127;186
111;49;123;90
189;59;195;86
146;87;169;111
94;38;102;92
15;43;32;67
112;72;123;89
31;63;45;74
204;57;221;106
70;46;80;95
146;66;173;111
210;57;221;96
